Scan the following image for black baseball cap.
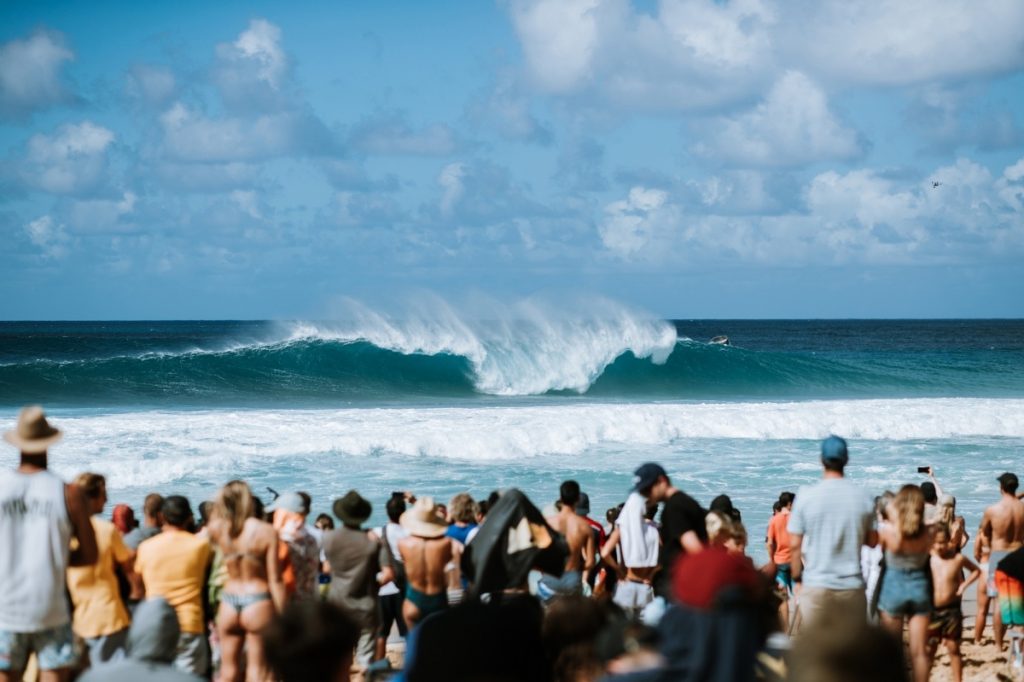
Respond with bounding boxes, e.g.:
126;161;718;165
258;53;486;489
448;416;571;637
633;463;667;493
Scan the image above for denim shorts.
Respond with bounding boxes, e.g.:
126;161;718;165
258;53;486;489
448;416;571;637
0;623;78;671
878;567;932;617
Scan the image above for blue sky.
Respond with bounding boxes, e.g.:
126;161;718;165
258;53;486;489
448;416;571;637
1;0;1023;319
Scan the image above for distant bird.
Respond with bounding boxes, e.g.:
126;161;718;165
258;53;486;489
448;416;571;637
932;181;942;188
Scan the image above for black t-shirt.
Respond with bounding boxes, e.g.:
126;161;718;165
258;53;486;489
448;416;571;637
660;490;708;574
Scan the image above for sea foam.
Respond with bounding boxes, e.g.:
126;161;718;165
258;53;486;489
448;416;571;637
44;398;1024;491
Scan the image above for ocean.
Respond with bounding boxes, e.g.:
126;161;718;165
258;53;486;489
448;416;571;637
2;311;1023;562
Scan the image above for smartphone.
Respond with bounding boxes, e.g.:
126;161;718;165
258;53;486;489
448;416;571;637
917;466;930;474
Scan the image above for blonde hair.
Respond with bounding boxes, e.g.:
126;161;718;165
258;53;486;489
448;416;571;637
893;485;925;538
705;511;735;545
215;480;254;538
449;492;476;524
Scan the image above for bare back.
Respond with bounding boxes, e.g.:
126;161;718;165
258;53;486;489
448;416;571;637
210;516;276;589
400;536;453;594
982;496;1024;551
547;509;595;572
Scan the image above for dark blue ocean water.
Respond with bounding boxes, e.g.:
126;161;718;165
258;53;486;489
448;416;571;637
1;318;1021;563
1;319;1022;407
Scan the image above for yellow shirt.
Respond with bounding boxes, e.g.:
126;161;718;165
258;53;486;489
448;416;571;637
66;517;132;638
135;529;212;634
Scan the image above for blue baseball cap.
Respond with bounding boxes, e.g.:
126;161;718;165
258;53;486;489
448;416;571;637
820;435;849;464
633;462;667;493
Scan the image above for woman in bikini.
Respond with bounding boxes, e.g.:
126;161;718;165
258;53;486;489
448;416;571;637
207;480;285;682
399;497;454;627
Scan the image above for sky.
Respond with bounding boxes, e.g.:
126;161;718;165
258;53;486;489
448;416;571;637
1;0;1023;319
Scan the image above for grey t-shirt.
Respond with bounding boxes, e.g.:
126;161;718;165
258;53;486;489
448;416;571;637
788;477;875;590
123;524;160;551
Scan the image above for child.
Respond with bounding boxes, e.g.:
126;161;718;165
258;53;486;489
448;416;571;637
929;524;981;682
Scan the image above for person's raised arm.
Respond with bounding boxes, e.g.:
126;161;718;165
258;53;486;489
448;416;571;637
65;483;98;567
929;467;944;498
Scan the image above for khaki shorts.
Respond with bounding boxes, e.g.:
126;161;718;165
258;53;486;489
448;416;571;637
799;586;867;629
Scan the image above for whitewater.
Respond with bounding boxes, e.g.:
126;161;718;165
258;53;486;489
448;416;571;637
2;305;1023;563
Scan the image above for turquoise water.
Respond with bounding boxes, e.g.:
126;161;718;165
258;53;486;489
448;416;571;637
2;315;1022;562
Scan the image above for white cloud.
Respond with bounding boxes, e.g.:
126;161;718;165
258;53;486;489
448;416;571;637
214;19;288;109
24;215;70;259
782;0;1024;87
694;71;862;166
438;163;466;217
20;121;115;195
599;186;681;257
598;157;1024;264
159;102;330;162
125;64;176;105
0;30;75;120
350;113;459;156
506;0;1024;113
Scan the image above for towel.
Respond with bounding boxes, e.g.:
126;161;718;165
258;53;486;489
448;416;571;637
619;492;659;568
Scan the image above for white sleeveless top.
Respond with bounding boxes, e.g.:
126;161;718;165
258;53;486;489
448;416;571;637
0;469;73;631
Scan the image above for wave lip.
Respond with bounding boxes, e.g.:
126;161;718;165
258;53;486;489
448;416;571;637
281;297;679;395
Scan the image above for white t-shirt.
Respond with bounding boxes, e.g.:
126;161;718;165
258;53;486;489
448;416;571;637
377;522;408;597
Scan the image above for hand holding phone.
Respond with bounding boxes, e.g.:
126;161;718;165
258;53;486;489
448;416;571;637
917;466;931;474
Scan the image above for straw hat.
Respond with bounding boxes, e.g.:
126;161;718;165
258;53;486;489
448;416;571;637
4;406;62;454
400;497;448;538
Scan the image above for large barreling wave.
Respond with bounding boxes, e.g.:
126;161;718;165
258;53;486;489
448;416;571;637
1;298;1022;406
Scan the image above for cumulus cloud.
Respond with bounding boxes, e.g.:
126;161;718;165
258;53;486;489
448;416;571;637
433;160;548;228
599;186;681;258
506;0;1024;113
693;71;863;166
0;30;76;120
19;121;115;195
24;215;70;259
349;112;460;156
598;156;1024;264
214;18;289;110
782;0;1024;87
159;103;336;162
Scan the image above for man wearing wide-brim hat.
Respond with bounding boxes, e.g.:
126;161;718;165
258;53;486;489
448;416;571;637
0;406;99;679
322;490;395;672
397;497;454;628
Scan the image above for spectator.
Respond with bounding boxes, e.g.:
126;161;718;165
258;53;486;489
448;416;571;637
0;406;98;681
789;436;877;628
66;472;136;664
376;493;409;661
78;598;203;682
323;490;393;671
262;601;360;682
124;493;164;550
877;485;933;682
269;492;319;602
207;479;283;682
135;495;212;676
